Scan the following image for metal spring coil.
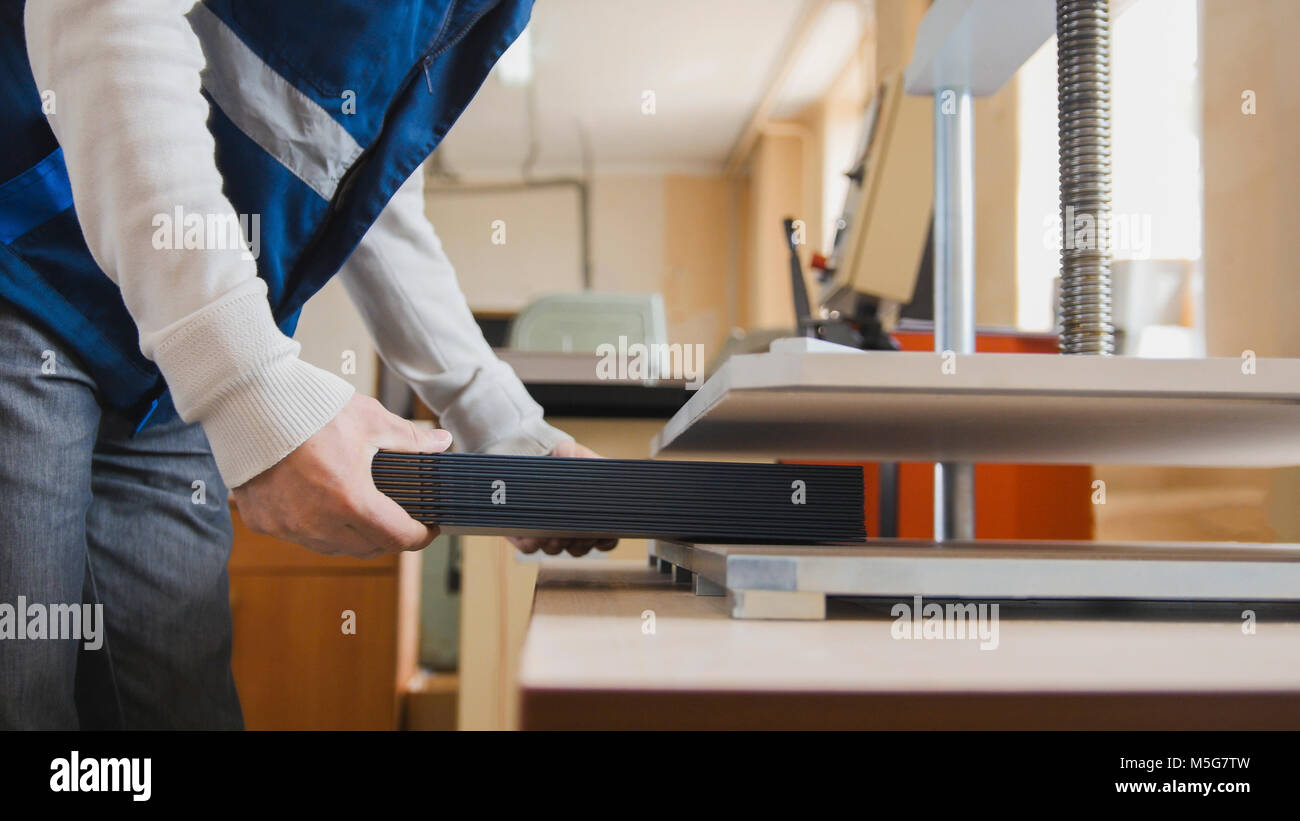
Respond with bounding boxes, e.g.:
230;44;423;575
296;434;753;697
1057;0;1115;355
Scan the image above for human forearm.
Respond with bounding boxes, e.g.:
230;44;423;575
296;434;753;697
337;167;571;456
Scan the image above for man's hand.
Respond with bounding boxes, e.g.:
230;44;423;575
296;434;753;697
509;440;620;558
232;394;450;558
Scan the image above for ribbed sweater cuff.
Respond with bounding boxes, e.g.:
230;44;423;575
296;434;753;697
432;370;573;457
151;288;355;487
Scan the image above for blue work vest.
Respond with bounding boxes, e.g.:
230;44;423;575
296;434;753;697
0;0;531;427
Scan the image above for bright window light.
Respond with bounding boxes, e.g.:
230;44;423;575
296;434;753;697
496;26;534;88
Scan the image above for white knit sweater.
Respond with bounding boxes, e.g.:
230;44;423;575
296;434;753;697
24;0;569;487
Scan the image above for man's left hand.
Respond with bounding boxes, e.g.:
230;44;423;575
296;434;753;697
508;441;620;557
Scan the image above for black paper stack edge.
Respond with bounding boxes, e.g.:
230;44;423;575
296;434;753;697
372;451;866;544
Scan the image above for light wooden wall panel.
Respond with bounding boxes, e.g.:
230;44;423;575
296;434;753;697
1202;0;1300;541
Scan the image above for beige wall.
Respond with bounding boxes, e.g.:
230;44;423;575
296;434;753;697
296;277;380;398
875;0;929;80
663;175;732;352
1202;0;1300;540
419;176;669;313
425;172;727;351
1202;0;1300;360
741;129;810;330
589;176;665;297
972;83;1019;328
424;184;586;312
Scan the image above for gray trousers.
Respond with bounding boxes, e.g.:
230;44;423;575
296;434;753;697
0;301;242;729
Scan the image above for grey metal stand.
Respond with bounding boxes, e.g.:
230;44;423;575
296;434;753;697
932;88;976;541
649;539;1300;620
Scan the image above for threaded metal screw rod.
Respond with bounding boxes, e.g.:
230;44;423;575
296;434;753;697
1056;0;1115;355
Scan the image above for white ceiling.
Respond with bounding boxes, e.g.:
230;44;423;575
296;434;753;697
435;0;868;178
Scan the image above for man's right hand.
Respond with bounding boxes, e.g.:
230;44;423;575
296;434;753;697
231;394;450;558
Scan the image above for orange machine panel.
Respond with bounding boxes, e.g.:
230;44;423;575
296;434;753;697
864;329;1093;540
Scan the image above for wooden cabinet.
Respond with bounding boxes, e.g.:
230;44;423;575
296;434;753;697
227;508;419;730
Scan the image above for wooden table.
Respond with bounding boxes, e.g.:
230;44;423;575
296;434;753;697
517;560;1300;730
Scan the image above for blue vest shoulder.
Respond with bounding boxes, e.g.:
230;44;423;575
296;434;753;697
0;0;533;426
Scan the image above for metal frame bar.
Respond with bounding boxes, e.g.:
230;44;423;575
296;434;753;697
649;539;1300;620
932;88;977;541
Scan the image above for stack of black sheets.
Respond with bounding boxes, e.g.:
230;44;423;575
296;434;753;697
372;452;865;544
